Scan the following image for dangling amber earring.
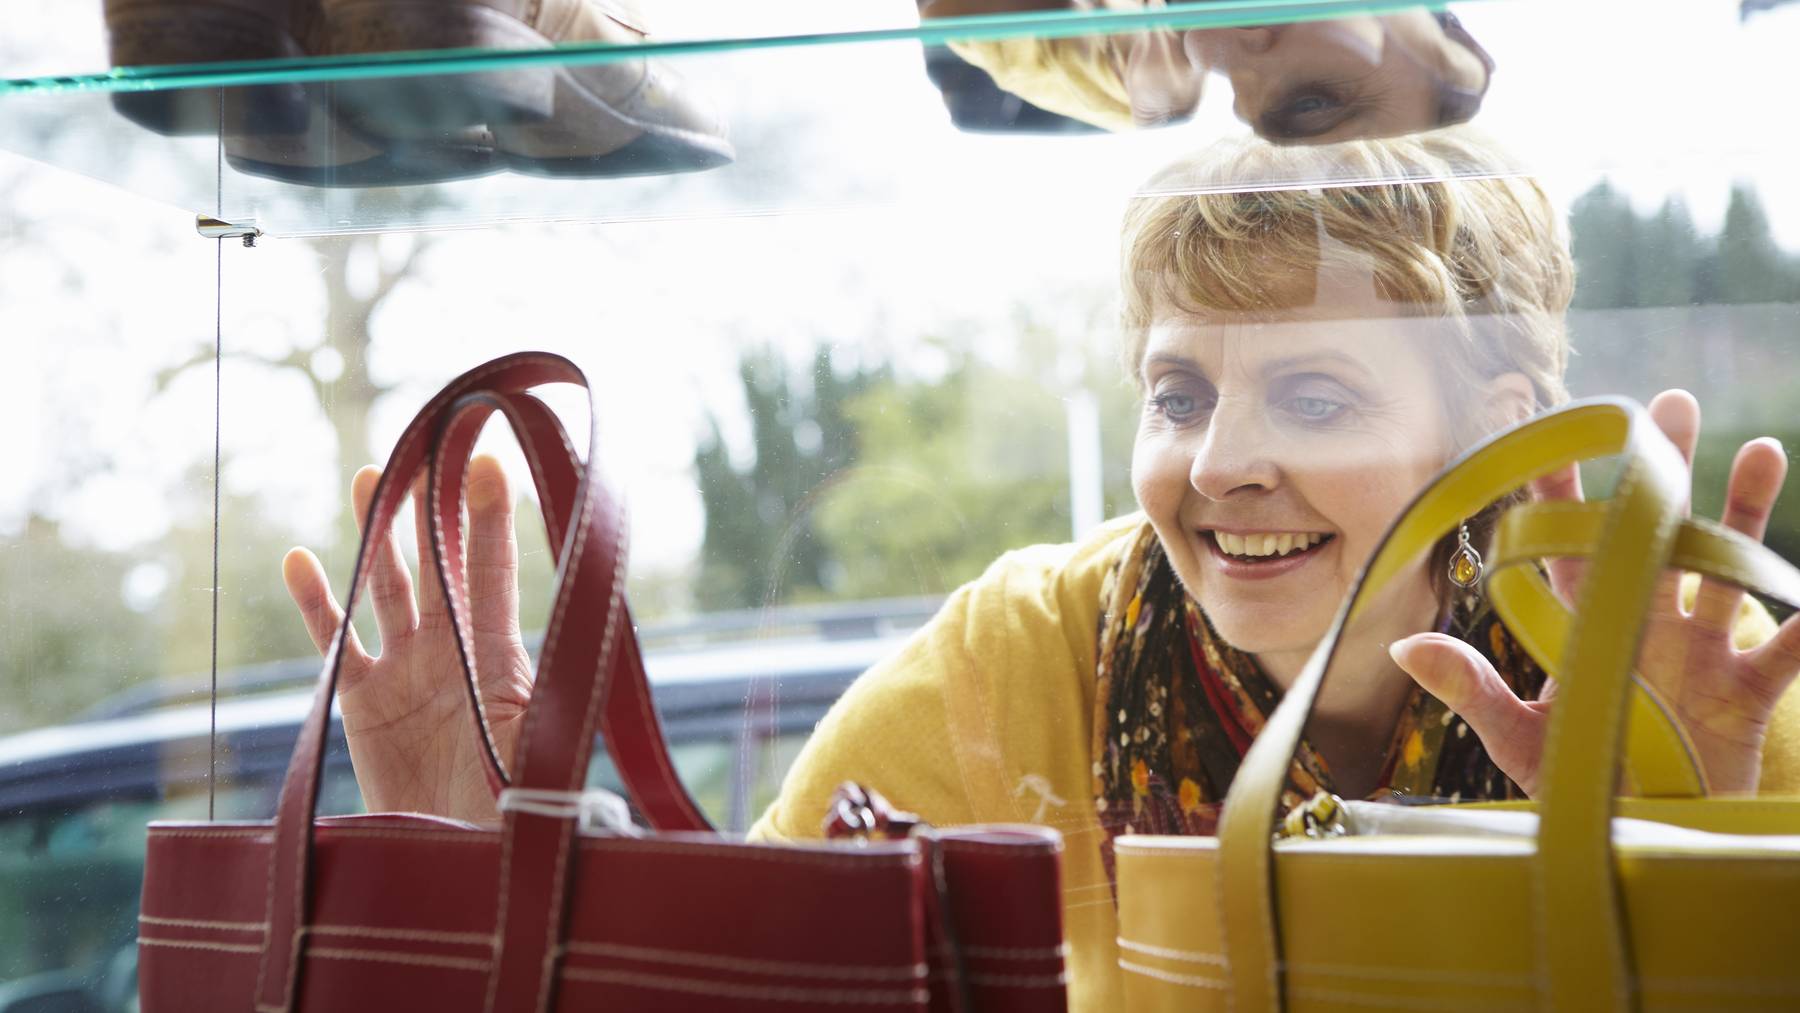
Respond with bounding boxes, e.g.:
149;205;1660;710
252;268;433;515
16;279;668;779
1448;521;1483;590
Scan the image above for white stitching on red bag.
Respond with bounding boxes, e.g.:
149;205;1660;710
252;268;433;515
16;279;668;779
311;924;495;946
531;469;625;1010
489;370;600;1013
561;940;926;981
137;915;266;931
138;937;262;956
309;945;489;973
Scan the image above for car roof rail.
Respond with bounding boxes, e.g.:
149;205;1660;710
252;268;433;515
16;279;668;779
634;595;941;648
73;595;941;723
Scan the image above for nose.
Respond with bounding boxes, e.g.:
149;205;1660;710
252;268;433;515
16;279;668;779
1188;398;1281;501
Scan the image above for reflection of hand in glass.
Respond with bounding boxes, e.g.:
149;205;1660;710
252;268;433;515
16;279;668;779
1392;390;1800;796
281;456;528;822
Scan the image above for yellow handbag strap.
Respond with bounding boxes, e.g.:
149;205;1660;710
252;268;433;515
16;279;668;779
1215;399;1695;1013
1491;503;1800;628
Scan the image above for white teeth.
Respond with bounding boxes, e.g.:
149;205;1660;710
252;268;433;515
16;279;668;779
1215;531;1329;559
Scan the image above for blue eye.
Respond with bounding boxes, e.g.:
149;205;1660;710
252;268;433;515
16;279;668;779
1289;396;1344;422
1151;392;1203;423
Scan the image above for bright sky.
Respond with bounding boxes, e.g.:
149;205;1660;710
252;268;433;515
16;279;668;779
3;0;1797;592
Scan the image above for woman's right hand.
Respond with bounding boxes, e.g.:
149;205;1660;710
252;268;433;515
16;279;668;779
282;455;532;823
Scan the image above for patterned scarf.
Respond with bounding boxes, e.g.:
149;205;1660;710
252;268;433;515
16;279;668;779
1090;522;1545;881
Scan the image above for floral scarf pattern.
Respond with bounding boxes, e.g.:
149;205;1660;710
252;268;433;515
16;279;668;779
1090;522;1545;881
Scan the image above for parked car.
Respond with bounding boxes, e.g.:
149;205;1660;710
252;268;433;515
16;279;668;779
0;599;934;1012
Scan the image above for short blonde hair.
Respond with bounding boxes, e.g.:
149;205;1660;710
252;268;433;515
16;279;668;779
1119;128;1573;446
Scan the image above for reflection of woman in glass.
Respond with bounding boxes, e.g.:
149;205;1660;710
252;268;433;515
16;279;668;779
282;129;1800;1010
925;5;1492;140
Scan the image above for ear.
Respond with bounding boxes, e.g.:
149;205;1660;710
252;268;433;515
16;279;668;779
1482;371;1536;429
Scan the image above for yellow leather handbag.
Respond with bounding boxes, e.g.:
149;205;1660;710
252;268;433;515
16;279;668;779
1114;398;1800;1012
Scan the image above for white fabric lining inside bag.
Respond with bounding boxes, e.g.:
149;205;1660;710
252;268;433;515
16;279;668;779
1118;799;1800;858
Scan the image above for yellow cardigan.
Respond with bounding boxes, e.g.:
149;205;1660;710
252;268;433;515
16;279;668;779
747;514;1800;1011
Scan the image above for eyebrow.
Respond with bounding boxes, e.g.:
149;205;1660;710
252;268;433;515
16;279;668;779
1143;351;1201;375
1141;349;1379;383
1258;350;1378;384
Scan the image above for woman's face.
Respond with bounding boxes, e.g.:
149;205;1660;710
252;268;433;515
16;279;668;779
1130;275;1456;663
1185;12;1490;142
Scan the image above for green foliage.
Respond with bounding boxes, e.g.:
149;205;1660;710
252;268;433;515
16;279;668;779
0;518;157;733
813;343;1137;598
693;307;1140;605
0;478;319;733
1716;188;1800;304
1570;182;1800;311
1566;180;1800;563
693;347;888;609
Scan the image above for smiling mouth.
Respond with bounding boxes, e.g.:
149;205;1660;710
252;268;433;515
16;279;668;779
1206;530;1335;563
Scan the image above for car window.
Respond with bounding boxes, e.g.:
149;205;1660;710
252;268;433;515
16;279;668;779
0;760;361;1010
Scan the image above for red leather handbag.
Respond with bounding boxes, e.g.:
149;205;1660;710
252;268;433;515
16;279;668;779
137;352;1067;1012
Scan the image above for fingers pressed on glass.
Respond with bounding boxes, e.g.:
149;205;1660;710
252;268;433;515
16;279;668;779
410;470;450;620
281;546;371;670
1646;389;1701;474
1693;438;1789;633
464;454;522;637
351;465;420;645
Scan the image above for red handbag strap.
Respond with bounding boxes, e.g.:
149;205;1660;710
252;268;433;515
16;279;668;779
255;353;706;1013
255;353;576;1012
430;389;712;832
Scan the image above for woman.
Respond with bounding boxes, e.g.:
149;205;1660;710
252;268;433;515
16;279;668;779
281;129;1800;1010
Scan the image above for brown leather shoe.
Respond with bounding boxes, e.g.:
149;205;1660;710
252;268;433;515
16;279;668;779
104;0;324;135
321;0;733;177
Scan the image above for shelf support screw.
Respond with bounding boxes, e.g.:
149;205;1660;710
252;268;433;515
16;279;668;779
196;215;263;246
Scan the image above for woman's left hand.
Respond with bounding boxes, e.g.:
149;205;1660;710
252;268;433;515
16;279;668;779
1391;389;1800;796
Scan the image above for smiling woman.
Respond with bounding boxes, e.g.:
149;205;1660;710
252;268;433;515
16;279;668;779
737;128;1800;1010
1117;130;1568;796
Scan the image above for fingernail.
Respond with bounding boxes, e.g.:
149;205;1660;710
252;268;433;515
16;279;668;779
1387;640;1410;666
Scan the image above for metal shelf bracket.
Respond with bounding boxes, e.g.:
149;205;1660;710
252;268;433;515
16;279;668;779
196;215;262;247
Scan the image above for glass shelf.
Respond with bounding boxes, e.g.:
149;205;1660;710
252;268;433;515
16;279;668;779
2;1;1797;237
0;0;1523;236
